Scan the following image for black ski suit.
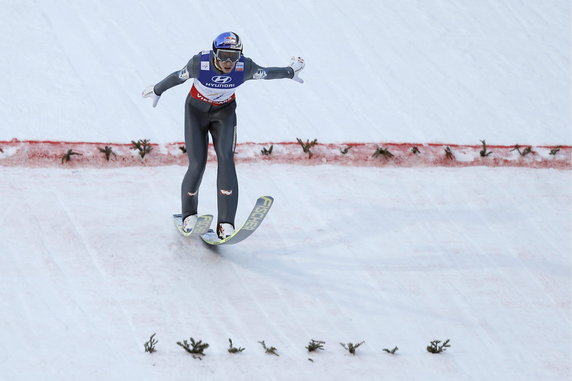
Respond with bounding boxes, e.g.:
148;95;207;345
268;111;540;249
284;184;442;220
153;51;294;226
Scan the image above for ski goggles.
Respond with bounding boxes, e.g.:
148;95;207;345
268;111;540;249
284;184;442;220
214;49;241;63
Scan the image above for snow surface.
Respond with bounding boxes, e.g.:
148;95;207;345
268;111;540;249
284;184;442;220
1;0;571;380
0;0;570;145
1;165;570;380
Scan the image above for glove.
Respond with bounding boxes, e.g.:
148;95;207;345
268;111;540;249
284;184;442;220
142;85;160;107
288;56;305;84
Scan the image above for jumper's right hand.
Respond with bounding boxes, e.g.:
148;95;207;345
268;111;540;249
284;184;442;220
142;86;160;107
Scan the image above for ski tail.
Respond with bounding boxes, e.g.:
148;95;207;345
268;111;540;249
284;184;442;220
173;214;214;237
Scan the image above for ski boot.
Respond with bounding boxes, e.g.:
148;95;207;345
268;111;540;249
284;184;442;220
217;223;235;239
182;214;198;234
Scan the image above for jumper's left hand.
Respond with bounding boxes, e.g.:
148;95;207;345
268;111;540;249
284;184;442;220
288;56;305;84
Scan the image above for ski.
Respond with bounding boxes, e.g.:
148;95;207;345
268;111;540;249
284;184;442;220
173;214;213;237
201;196;274;246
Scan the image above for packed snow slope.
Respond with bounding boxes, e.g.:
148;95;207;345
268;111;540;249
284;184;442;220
1;165;570;380
1;0;570;145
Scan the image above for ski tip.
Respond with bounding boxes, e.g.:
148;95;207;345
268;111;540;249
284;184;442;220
258;195;274;205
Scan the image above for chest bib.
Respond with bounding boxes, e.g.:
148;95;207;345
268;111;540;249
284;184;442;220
190;50;246;105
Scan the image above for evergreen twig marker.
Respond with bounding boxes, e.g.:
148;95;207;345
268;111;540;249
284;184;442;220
479;140;493;157
296;138;318;159
340;341;365;355
511;145;533;157
444;146;455;160
306;339;326;352
426;339;451;354
383;346;399;355
177;337;209;357
98;146;116;161
228;338;245;353
130;139;153;159
144;333;158;354
258;340;279;356
61;149;82;164
372;146;394;159
261;145;273;156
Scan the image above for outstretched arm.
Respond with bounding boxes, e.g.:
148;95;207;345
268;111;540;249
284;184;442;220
153;55;198;95
142;54;201;107
246;57;305;83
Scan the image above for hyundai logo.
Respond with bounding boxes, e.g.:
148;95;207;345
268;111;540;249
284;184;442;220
211;76;232;84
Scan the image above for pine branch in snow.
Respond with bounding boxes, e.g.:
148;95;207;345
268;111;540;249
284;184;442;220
227;338;245;353
98;146;116;161
296;138;318;159
426;339;451;353
383;346;399;355
144;333;158;353
479;140;493;157
258;340;279;356
261;145;273;156
372;146;394;159
61;149;82;164
444;146;455;160
306;339;325;352
177;337;209;356
511;145;533;157
340;145;352;155
130;139;153;159
340;341;365;355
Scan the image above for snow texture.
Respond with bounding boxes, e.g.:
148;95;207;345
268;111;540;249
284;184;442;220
1;165;570;380
0;0;570;145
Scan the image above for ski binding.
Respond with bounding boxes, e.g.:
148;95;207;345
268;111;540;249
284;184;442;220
201;196;273;246
173;214;213;237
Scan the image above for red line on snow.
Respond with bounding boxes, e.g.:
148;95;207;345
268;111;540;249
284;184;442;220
0;139;570;169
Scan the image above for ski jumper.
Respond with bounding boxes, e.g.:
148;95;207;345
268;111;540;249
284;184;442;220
153;51;294;226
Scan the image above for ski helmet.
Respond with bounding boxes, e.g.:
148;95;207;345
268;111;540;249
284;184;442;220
212;32;243;53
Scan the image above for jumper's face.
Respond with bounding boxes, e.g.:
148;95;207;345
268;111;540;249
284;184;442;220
214;49;241;73
216;59;235;73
